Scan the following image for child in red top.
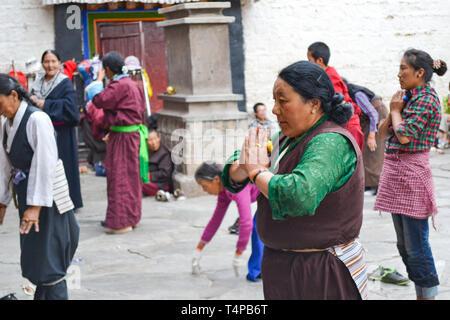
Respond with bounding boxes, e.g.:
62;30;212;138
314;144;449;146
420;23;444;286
307;42;364;151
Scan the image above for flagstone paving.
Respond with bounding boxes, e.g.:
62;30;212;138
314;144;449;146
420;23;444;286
1;151;449;300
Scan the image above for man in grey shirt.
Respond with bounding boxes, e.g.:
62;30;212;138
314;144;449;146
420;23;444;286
248;102;279;133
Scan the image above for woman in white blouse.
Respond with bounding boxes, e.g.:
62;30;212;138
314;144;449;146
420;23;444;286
0;74;79;300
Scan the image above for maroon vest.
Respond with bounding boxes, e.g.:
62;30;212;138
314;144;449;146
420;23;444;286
256;120;364;250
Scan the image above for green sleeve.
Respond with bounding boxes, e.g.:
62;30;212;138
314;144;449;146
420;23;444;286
268;133;357;220
221;150;251;194
443;95;450;114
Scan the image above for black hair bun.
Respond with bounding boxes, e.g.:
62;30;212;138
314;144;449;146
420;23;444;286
328;93;354;125
433;59;447;76
331;92;345;106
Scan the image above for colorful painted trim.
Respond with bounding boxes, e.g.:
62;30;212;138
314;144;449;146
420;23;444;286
82;8;164;59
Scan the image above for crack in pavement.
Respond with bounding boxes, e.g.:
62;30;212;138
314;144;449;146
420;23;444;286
127;249;152;260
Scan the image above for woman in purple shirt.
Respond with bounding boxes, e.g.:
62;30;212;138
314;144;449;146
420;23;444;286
192;161;261;278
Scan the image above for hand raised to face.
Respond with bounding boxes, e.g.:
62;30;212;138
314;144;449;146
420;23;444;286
240;127;271;175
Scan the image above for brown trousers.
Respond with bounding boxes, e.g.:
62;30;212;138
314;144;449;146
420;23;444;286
359;97;388;187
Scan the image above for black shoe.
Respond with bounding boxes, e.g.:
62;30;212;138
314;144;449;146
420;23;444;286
100;220;105;227
228;218;240;234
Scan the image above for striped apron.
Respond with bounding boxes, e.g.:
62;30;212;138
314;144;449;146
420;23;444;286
327;240;369;300
283;239;368;300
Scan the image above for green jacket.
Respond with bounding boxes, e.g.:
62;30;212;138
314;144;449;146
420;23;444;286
221;116;357;220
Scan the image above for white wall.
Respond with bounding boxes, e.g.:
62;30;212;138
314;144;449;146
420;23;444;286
241;0;450;117
0;0;54;74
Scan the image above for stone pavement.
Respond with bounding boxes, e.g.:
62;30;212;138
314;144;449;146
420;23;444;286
0;151;449;300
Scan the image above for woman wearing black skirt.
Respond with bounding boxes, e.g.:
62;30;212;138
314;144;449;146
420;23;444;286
0;74;79;300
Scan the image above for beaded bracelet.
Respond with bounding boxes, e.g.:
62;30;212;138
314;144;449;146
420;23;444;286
249;169;261;183
250;168;269;184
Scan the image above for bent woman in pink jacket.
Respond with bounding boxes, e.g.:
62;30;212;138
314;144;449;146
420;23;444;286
192;161;260;278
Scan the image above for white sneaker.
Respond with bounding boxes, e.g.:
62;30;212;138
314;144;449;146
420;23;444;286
156;190;169;202
174;188;186;201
